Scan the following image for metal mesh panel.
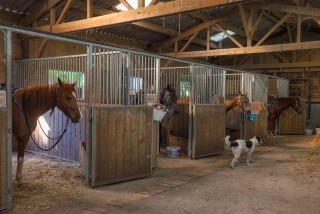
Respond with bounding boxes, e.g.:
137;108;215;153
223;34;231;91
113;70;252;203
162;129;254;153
277;79;289;97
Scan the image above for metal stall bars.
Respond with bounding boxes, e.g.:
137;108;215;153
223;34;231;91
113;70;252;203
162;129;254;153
15;54;87;162
159;65;226;158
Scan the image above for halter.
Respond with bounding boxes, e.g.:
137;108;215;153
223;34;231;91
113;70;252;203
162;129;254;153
21;88;70;152
237;94;249;109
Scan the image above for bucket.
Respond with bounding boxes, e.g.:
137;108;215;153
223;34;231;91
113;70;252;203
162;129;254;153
153;108;167;121
316;128;320;135
305;129;313;136
166;146;181;157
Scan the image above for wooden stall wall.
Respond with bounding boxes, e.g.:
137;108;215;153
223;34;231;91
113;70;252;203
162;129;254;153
152;121;159;168
278;103;306;135
27;103;87;162
91;105;153;187
0;109;7;209
243;109;268;139
192;104;225;159
167;104;189;155
225;107;242;140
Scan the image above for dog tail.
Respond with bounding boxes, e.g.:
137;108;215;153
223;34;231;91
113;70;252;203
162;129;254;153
230;141;239;147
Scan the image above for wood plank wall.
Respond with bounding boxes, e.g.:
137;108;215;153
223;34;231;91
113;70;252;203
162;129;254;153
91;105;153;187
0;109;7;209
244;109;268;139
278;103;306;134
193;104;225;159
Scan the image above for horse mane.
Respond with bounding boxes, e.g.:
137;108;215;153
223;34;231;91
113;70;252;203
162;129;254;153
14;83;59;109
225;93;243;100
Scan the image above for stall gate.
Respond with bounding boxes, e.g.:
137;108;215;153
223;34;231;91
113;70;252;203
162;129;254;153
160;65;225;159
15;46;158;186
225;73;268;139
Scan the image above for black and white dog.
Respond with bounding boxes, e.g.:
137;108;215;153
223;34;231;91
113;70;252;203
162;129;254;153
225;136;262;169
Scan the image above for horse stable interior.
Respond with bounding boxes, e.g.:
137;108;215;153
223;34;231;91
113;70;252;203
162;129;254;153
1;0;320;213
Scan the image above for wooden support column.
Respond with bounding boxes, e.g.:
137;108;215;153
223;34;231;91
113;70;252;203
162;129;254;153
87;0;93;18
38;0;74;57
297;14;301;43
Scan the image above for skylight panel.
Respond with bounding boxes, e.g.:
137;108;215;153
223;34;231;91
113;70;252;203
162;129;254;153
210;30;236;43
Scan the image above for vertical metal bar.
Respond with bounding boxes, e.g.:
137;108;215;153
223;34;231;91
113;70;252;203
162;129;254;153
5;30;13;210
188;64;194;158
86;45;93;186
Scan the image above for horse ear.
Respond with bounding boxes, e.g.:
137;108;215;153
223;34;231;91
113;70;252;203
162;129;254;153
72;82;77;89
58;78;64;86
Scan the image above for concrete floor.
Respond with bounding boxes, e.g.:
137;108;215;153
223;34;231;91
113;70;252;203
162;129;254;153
8;135;320;214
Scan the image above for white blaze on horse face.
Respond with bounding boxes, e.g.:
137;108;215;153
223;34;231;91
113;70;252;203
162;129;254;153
72;91;77;99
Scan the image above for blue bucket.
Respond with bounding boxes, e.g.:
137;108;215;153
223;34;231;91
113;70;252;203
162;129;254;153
166;146;181;157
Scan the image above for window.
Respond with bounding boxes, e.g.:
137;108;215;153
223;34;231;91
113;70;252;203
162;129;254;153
48;70;85;100
210;30;236;43
115;0;153;11
180;81;190;98
129;77;143;95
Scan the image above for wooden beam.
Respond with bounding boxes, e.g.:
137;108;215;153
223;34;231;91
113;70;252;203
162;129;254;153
230;61;320;69
18;0;63;26
207;27;211;50
255;13;291;46
38;0;73;57
252;9;264;36
72;0;216;49
87;0;93;18
238;4;249;35
297;14;301;43
138;0;145;8
180;32;199;52
119;0;134;10
215;24;243;48
148;0;158;6
165;40;320;57
154;19;224;50
56;0;74;24
37;0;250;33
264;3;320;17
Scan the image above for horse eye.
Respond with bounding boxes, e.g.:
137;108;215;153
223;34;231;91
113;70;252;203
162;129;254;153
66;96;72;100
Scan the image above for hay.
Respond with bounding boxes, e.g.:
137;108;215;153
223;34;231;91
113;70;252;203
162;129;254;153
12;152;89;213
298;135;320;163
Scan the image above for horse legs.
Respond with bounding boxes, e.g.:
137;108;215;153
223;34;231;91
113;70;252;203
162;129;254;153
16;137;29;186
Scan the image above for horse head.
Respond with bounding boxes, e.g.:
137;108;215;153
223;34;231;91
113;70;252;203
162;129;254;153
160;84;177;108
291;97;303;115
237;92;250;110
56;78;81;123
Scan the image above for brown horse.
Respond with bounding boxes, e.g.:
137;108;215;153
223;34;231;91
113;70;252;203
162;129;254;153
12;78;81;186
267;96;303;134
225;92;250;114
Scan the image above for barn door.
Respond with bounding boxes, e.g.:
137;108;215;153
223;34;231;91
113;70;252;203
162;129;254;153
90;105;153;187
191;104;225;159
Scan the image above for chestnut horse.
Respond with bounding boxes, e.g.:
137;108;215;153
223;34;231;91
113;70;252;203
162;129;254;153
12;78;81;186
267;96;303;134
225;92;250;114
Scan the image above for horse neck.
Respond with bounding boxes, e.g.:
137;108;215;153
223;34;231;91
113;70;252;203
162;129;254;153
225;97;238;112
277;99;294;114
20;84;58;118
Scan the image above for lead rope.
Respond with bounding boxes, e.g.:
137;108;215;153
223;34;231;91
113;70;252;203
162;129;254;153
22;89;69;151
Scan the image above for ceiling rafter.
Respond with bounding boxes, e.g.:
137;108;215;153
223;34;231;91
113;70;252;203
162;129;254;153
154;19;224;50
71;0;215;49
18;0;64;26
215;24;243;48
263;3;320;17
255;13;292;46
165;40;320;57
36;0;251;33
38;0;74;57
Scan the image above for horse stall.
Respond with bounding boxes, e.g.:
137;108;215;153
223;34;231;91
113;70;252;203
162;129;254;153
160;65;225;159
14;41;158;186
225;72;268;140
268;78;306;134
